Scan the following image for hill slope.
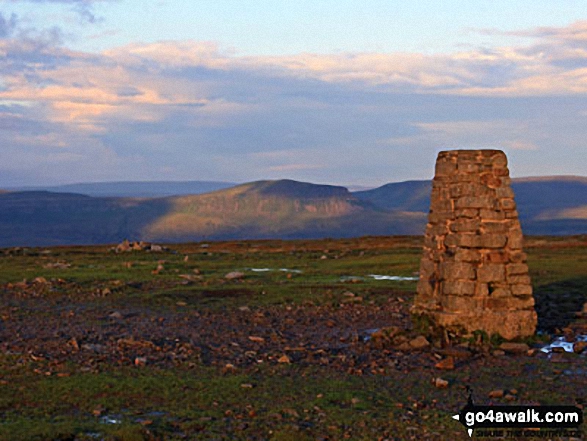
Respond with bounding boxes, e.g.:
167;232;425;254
0;181;426;247
141;180;425;242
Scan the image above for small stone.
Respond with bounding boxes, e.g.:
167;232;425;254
134;357;147;366
241;383;254;389
435;356;455;370
409;336;430;350
489;390;504;398
248;336;265;343
573;341;587;354
278;355;291;364
499;342;530;354
492;350;506;357
225;271;245;280
433;377;449;388
109;311;123;319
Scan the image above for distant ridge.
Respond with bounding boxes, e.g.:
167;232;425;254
5;180;237;198
0;176;586;246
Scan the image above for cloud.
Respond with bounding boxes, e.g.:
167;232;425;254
1;20;587;185
0;12;18;38
4;0;115;23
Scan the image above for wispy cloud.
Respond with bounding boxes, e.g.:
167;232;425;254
4;0;116;23
1;19;586;185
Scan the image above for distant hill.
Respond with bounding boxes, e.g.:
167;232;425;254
0;191;170;246
5;181;236;198
140;180;425;242
0;181;426;247
0;176;585;247
353;176;587;235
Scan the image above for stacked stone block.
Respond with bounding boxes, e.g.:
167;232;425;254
412;150;537;340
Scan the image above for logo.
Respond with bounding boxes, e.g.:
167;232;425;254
452;387;583;437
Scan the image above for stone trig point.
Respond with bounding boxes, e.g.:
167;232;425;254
412;149;537;340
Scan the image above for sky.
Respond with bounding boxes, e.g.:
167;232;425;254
0;0;586;187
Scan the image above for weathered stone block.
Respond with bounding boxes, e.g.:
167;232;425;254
480;234;507;248
440;261;475;280
441;295;482;311
495;187;515;198
449;219;481;233
480;173;502;188
476;283;489;297
441;280;476;296
455;248;482;262
508;230;524;249
455;208;478;218
511;284;533;296
500;199;517;211
508;274;531;285
479;209;506;220
477;264;506;283
435;160;457;176
486;251;508;263
481;221;509;234
506;263;529;276
489;286;512;298
455;196;496;209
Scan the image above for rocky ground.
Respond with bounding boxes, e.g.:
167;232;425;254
0;237;586;440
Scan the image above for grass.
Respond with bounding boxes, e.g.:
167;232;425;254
0;235;586;440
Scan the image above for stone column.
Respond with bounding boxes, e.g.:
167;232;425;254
412;150;537;340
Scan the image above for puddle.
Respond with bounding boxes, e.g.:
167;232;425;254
540;335;587;353
100;415;122;425
361;328;380;342
248;268;302;273
368;275;419;281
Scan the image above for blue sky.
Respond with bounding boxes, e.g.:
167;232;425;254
0;0;586;186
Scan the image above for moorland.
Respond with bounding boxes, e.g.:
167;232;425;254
1;235;586;440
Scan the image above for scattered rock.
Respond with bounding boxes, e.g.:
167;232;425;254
277;355;291;364
433;377;449;388
248;336;265;343
134;357;147;366
492;349;506;357
573;341;587;354
488;389;505;398
435;356;455;370
342;295;363;304
81;343;106;353
409;335;430;350
109;311;123;319
225;271;245;280
499;342;530;354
